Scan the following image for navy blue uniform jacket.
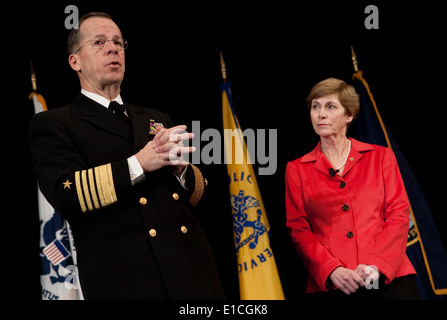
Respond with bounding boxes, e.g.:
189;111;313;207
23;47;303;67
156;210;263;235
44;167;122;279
29;93;225;299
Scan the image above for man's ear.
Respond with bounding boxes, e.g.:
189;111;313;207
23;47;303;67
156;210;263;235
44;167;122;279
68;54;81;72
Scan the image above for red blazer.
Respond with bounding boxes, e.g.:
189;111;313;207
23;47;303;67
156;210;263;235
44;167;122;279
285;138;415;293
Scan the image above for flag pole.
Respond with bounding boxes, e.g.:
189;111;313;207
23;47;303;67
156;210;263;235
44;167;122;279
351;46;359;72
220;52;227;81
30;60;38;93
29;61;48;112
351;48;391;149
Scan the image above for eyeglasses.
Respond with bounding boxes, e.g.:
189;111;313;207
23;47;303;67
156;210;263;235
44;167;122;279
74;38;128;54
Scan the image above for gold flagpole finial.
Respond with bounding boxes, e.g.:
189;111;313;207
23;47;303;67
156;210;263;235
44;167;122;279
220;52;227;81
30;60;37;92
351;46;359;72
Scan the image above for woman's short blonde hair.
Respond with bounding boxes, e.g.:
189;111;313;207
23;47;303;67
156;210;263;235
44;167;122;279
306;78;360;118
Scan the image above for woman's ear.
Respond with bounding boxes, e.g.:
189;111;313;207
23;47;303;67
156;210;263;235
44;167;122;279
346;113;354;125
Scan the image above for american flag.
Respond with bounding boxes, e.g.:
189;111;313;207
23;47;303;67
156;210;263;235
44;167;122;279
43;239;71;266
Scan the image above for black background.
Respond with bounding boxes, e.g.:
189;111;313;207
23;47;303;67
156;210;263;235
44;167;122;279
8;0;447;303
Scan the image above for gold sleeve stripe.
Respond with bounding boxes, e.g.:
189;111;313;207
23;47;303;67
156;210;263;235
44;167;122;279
96;163;117;207
94;165;106;208
105;163;117;204
189;164;205;207
87;168;100;209
75;163;118;213
81;169;94;212
75;170;88;213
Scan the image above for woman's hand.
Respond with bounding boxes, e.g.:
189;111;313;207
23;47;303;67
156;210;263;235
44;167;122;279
355;264;380;287
330;266;365;295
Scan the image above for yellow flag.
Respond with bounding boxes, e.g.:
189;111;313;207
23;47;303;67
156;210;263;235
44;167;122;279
222;82;284;300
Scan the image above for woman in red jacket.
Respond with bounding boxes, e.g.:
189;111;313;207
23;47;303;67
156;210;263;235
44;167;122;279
285;78;419;299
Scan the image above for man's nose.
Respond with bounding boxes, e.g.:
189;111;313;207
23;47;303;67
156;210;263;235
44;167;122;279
106;41;119;54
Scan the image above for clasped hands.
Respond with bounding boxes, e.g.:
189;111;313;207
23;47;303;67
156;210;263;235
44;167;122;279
329;264;380;295
135;125;195;176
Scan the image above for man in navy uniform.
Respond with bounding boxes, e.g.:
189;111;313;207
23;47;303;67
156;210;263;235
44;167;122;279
29;12;225;299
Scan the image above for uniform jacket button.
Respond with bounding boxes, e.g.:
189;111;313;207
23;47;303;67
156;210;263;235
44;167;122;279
346;231;354;239
181;225;188;234
342;204;349;212
149;229;157;237
139;197;148;205
339;181;346;188
172;193;179;200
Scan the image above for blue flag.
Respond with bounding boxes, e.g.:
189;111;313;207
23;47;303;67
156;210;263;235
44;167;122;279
353;70;447;299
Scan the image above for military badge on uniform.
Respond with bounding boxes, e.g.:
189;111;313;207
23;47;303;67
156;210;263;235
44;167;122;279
62;179;72;190
149;119;164;135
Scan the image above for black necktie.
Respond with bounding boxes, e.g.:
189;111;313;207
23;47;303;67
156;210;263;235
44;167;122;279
109;101;131;126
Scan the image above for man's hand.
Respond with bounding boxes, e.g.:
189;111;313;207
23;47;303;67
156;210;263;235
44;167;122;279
135;125;195;173
330;266;365;295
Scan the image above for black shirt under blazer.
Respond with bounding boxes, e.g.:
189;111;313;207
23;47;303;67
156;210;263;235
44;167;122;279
29;93;225;299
